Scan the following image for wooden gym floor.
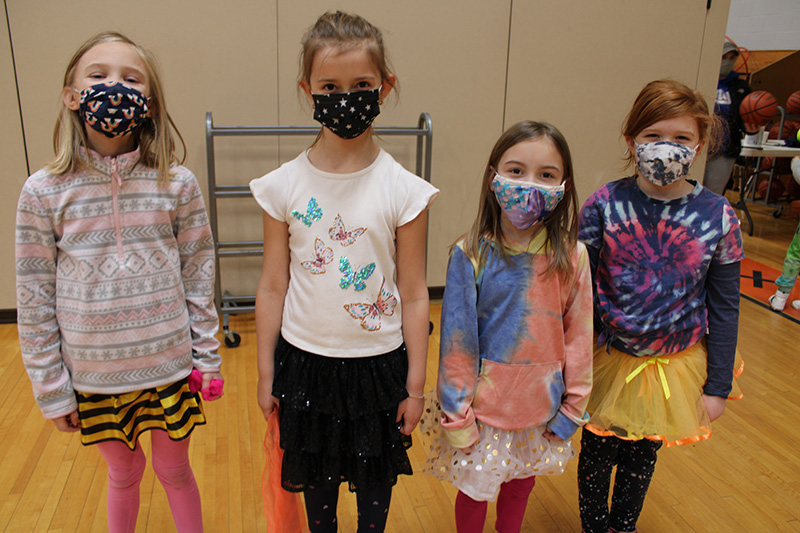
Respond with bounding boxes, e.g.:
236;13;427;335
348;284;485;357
1;194;799;532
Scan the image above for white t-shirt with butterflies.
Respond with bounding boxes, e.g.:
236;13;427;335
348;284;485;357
250;148;439;358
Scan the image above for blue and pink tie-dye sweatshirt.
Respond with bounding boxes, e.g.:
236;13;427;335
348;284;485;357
437;234;593;448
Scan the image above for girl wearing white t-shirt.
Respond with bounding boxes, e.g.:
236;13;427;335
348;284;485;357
250;11;438;533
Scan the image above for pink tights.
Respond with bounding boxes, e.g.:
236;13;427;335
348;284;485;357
96;430;202;533
454;476;536;533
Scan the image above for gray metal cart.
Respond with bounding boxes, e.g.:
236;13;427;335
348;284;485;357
205;112;433;347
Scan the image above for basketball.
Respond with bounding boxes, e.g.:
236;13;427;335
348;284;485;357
769;121;800;140
757;177;785;202
740;91;778;127
786;90;800;115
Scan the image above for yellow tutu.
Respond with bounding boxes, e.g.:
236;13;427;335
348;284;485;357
585;340;743;447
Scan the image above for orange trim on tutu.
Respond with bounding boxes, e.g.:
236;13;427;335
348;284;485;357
584;423;712;447
728;358;745;400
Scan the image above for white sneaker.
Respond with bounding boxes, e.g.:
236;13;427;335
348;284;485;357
793;300;800;311
769;291;789;311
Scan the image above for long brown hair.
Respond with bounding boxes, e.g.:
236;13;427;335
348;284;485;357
462;121;579;278
622;79;721;170
299;11;397;93
47;31;185;185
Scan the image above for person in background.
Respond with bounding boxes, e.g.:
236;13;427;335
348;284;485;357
768;156;800;312
703;40;751;196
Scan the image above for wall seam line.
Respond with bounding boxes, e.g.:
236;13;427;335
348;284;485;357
502;0;513;131
4;0;30;176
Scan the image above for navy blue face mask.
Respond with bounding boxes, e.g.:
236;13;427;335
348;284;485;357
77;82;149;138
312;87;381;139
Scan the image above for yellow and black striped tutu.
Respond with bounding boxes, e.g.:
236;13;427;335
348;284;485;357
76;377;206;450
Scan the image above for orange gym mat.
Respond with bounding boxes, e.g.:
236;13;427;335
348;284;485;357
740;257;800;323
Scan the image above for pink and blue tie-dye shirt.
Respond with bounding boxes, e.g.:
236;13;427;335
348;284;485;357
578;177;744;358
437;234;593;448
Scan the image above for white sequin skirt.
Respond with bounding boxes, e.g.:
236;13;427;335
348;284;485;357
419;396;575;501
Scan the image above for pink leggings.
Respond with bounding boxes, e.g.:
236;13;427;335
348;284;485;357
96;430;202;533
454;476;536;533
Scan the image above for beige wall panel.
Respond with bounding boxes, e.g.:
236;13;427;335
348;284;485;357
505;0;729;204
3;1;733;309
7;0;279;298
275;0;512;286
694;0;733;173
0;13;30;309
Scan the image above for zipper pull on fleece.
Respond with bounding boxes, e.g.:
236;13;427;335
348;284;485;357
109;157;122;187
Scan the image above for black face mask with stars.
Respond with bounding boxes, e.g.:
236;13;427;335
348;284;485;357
312;87;381;139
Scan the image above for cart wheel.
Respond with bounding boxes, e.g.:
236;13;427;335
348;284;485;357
772;208;783;218
224;331;241;348
429;321;434;335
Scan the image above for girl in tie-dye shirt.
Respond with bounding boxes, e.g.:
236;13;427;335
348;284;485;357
421;121;593;533
577;80;744;533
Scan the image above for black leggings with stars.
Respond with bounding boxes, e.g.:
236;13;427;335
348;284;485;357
578;430;663;533
304;484;393;533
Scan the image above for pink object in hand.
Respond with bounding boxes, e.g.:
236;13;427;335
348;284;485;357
188;368;224;401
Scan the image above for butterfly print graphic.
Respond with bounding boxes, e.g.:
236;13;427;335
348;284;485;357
338;256;375;291
301;237;334;274
329;214;366;247
291;197;322;227
344;277;397;331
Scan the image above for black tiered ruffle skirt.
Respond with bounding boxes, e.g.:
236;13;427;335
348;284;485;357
273;336;413;493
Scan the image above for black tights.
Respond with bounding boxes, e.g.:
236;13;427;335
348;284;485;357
578;430;662;533
304;484;393;533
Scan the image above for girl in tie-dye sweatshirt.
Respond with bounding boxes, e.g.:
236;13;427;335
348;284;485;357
576;80;744;533
420;121;593;533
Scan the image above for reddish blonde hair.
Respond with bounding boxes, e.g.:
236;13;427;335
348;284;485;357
622;79;721;169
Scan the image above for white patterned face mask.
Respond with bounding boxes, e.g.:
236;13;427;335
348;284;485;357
635;141;698;186
491;174;565;230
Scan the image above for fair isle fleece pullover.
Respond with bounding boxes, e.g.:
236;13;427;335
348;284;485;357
15;148;221;419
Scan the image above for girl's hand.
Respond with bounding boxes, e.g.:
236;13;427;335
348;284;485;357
543;428;565;441
201;371;224;390
193;370;224;401
395;396;424;435
702;393;726;422
258;377;277;420
52;410;80;433
457;444;475;455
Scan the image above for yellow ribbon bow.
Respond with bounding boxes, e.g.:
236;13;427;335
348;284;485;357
625;357;671;400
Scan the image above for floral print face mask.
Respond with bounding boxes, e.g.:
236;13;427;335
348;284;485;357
491;173;565;230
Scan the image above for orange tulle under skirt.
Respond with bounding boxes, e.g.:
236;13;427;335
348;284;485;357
584;340;743;447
